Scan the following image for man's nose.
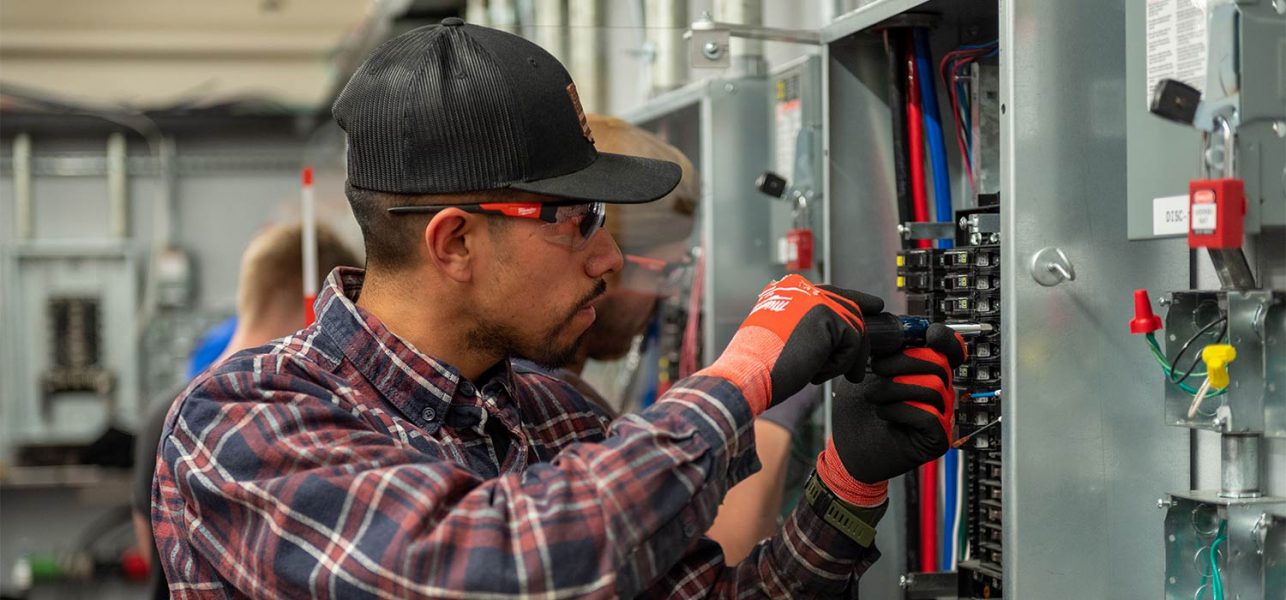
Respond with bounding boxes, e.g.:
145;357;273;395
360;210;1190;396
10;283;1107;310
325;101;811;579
585;229;624;279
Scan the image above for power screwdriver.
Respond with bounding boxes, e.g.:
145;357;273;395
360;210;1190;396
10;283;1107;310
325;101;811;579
864;313;993;356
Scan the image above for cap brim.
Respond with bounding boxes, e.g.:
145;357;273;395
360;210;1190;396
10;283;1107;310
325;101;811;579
508;152;681;204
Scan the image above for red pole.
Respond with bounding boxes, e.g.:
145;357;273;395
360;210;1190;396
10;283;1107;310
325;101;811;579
906;38;931;250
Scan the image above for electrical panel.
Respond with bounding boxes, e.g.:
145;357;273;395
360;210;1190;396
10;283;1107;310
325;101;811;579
897;201;1004;598
2;245;142;452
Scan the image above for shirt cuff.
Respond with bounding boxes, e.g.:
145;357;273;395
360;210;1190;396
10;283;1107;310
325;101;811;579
765;501;881;597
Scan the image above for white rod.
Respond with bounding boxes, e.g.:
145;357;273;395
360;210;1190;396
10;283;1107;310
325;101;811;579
107;133;129;238
301;166;318;324
13;134;32;241
534;0;568;61
645;0;689;95
568;0;606;113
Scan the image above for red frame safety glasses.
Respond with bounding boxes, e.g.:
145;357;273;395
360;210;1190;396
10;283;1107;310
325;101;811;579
388;201;607;250
623;254;691;297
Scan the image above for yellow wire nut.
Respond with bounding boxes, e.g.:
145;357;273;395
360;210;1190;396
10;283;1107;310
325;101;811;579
1201;344;1236;389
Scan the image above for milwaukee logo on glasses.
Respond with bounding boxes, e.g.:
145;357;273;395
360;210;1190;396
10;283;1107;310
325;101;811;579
516;207;538;216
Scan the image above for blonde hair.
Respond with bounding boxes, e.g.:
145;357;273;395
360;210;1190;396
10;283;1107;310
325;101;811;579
586;115;698;254
237;222;360;325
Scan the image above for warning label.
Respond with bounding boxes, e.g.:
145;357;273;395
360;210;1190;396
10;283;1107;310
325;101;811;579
1145;0;1207;106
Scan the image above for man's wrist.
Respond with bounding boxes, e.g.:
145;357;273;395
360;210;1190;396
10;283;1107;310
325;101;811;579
697;327;781;415
803;471;888;547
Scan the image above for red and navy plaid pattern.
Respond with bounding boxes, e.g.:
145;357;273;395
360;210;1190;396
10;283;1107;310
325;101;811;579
152;267;877;598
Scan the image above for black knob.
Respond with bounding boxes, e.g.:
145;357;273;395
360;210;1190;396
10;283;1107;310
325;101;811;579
756;171;788;199
1149;78;1201;126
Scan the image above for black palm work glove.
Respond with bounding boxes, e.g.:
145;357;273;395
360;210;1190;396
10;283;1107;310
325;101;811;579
828;323;968;484
702;275;884;415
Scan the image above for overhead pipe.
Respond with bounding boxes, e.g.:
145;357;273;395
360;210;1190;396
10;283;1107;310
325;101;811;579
644;0;689;95
713;0;766;76
466;0;489;26
534;0;569;63
107;133;129;239
13;134;33;241
488;0;518;34
568;0;606;113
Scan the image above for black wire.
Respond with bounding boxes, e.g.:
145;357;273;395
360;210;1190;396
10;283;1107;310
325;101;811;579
885;29;913;249
1168;316;1228;385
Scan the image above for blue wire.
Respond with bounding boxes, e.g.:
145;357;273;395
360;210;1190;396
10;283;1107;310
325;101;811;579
955;80;972;166
970;390;1000;398
913;29;954;250
942;448;958;570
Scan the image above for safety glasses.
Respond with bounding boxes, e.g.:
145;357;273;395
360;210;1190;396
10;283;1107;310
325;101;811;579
623;253;691;297
387;201;607;250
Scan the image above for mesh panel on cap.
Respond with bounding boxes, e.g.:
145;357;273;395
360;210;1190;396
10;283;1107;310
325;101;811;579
333;25;529;194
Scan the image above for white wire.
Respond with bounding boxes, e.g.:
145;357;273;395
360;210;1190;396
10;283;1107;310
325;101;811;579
1188;377;1213;419
952;451;965;570
941;457;951;570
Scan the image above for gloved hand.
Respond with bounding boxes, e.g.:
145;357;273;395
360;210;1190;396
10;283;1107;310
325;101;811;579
701;274;883;415
815;323;967;506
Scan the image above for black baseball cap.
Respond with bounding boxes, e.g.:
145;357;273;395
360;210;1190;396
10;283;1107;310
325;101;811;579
333;18;681;204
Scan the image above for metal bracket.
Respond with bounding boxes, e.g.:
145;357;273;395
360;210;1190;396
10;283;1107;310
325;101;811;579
687;14;823;45
685;12;821;68
897;221;956;241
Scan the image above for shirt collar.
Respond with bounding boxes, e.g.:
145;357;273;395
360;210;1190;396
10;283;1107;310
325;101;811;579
314;267;516;430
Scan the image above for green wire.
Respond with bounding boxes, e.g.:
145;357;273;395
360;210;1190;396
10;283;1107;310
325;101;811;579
1209;521;1227;600
1145;333;1227;399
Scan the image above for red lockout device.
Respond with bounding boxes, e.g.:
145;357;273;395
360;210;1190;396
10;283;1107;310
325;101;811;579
1188;178;1245;249
785;227;814;271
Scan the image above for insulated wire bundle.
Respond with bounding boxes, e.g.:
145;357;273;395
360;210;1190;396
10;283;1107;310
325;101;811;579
939;41;999;195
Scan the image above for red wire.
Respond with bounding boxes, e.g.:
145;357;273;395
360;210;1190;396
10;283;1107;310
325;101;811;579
948;62;975;192
940;50;989;193
919;459;938;572
905;39;931;250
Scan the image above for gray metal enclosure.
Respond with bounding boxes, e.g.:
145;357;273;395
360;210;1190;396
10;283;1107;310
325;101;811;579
998;1;1190;597
818;0;1267;597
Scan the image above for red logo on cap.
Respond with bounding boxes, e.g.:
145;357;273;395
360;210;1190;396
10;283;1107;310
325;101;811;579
566;83;595;144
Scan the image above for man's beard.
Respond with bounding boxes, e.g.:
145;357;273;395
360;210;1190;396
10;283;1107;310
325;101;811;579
468;280;607;370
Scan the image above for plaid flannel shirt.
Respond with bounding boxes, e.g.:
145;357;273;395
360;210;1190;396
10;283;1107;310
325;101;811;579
153;267;877;598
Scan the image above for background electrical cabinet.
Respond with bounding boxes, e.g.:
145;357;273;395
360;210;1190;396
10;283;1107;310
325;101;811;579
622;76;773;364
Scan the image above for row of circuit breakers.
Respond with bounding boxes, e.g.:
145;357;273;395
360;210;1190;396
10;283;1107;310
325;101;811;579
897;204;1003;598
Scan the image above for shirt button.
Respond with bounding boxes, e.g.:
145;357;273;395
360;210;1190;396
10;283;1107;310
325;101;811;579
420;407;437;422
458;381;476;396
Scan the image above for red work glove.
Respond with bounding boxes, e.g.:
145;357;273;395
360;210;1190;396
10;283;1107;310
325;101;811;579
815;323;967;506
701;274;883;415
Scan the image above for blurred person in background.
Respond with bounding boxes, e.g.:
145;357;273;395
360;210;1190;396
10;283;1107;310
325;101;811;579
130;222;359;599
560;114;824;563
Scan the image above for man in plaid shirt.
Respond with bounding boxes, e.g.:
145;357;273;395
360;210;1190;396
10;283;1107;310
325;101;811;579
153;18;966;598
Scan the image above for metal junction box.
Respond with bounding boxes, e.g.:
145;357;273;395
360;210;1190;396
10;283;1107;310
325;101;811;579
1164;290;1286;437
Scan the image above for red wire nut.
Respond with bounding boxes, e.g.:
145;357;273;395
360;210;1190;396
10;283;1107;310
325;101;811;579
1129;289;1163;335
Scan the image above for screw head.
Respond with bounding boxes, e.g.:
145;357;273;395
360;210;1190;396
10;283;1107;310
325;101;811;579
702;41;723;60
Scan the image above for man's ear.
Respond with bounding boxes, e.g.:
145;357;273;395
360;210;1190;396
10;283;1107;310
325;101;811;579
424;209;476;282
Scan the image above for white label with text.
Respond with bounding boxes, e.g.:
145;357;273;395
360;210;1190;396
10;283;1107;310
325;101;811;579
1152;194;1189;237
